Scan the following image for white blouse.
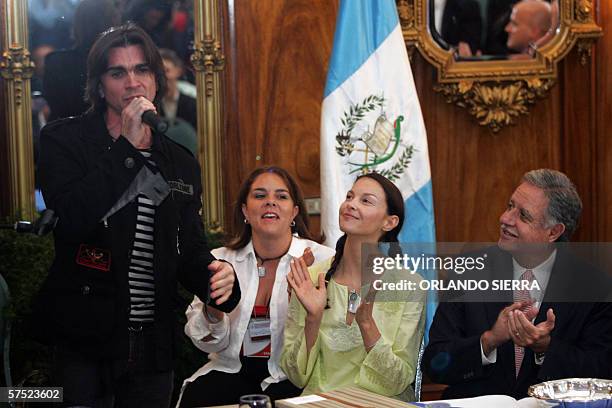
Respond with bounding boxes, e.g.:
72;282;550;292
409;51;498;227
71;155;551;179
179;236;335;396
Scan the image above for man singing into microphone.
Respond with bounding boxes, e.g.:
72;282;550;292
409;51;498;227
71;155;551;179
33;24;240;407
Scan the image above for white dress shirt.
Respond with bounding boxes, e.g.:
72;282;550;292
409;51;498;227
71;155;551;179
480;250;556;365
434;0;448;34
178;236;334;403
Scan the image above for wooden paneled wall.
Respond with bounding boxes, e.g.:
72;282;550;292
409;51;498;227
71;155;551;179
222;0;338;234
595;0;612;242
221;0;611;243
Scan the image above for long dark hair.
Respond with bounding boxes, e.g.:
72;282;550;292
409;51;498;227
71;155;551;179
227;166;315;250
324;172;404;285
85;23;167;113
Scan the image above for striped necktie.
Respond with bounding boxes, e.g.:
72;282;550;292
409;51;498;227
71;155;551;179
513;269;535;377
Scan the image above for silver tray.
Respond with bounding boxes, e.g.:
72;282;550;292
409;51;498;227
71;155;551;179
529;378;612;407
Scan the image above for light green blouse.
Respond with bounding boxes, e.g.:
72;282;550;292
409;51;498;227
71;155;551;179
280;258;426;400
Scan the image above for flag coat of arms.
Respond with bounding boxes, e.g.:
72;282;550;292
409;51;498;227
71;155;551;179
321;0;435;247
320;0;437;337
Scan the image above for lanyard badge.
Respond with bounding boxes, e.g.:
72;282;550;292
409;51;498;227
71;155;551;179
247;317;271;341
244;316;271;358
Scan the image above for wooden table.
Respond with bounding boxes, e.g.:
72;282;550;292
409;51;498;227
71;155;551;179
275;387;420;408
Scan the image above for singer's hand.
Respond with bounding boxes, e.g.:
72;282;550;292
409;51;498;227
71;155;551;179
121;96;155;149
208;260;236;305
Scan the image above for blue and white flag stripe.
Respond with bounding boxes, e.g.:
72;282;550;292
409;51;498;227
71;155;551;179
320;0;436;340
323;0;398;98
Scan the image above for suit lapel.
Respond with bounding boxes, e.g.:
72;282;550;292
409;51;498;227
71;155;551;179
536;251;572;324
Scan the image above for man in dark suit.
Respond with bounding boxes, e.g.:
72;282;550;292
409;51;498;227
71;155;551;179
422;169;612;399
159;48;197;131
158;48;198;155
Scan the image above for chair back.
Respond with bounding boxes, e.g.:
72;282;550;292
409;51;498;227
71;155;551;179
414;337;425;401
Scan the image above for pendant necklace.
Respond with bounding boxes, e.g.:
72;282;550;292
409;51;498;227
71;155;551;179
348;289;361;314
254;245;290;278
338;264;361;313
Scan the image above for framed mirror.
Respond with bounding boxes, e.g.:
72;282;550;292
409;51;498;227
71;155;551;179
397;0;602;131
1;0;225;228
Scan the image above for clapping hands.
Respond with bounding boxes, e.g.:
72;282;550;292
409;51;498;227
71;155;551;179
287;255;327;318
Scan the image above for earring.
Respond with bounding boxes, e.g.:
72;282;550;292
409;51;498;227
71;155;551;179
290;220;296;227
244;218;249;224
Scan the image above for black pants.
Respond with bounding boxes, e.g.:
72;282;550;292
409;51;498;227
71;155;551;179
179;357;301;407
53;326;173;408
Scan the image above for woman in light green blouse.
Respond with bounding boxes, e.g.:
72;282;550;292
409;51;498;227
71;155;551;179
281;173;426;401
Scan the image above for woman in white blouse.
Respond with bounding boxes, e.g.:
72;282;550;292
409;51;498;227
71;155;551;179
178;166;334;407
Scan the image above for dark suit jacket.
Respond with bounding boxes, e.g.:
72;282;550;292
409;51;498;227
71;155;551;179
44;48;89;121
177;92;197;130
441;0;483;54
483;0;519;55
422;246;612;399
160;91;197;131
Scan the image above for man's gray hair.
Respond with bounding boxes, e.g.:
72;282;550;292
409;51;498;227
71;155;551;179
522;169;582;241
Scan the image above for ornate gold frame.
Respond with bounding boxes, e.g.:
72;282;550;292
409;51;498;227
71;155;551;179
397;0;602;132
1;0;35;220
192;0;226;231
0;0;226;228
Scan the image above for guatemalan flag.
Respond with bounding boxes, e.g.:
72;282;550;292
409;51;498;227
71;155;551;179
320;0;437;338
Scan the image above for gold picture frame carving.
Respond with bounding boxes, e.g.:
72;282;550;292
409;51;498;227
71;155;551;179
398;0;602;132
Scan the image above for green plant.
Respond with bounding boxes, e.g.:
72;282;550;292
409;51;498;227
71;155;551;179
0;221;228;404
0;226;54;386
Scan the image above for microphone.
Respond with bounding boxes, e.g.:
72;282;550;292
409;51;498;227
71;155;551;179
142;110;168;133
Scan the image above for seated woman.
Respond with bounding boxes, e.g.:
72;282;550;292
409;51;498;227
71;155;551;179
178;166;334;407
281;173;426;401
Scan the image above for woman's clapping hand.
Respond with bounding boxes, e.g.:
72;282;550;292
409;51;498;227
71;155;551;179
287;256;327;318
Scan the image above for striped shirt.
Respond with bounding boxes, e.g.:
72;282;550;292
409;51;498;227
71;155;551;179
128;150;157;322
